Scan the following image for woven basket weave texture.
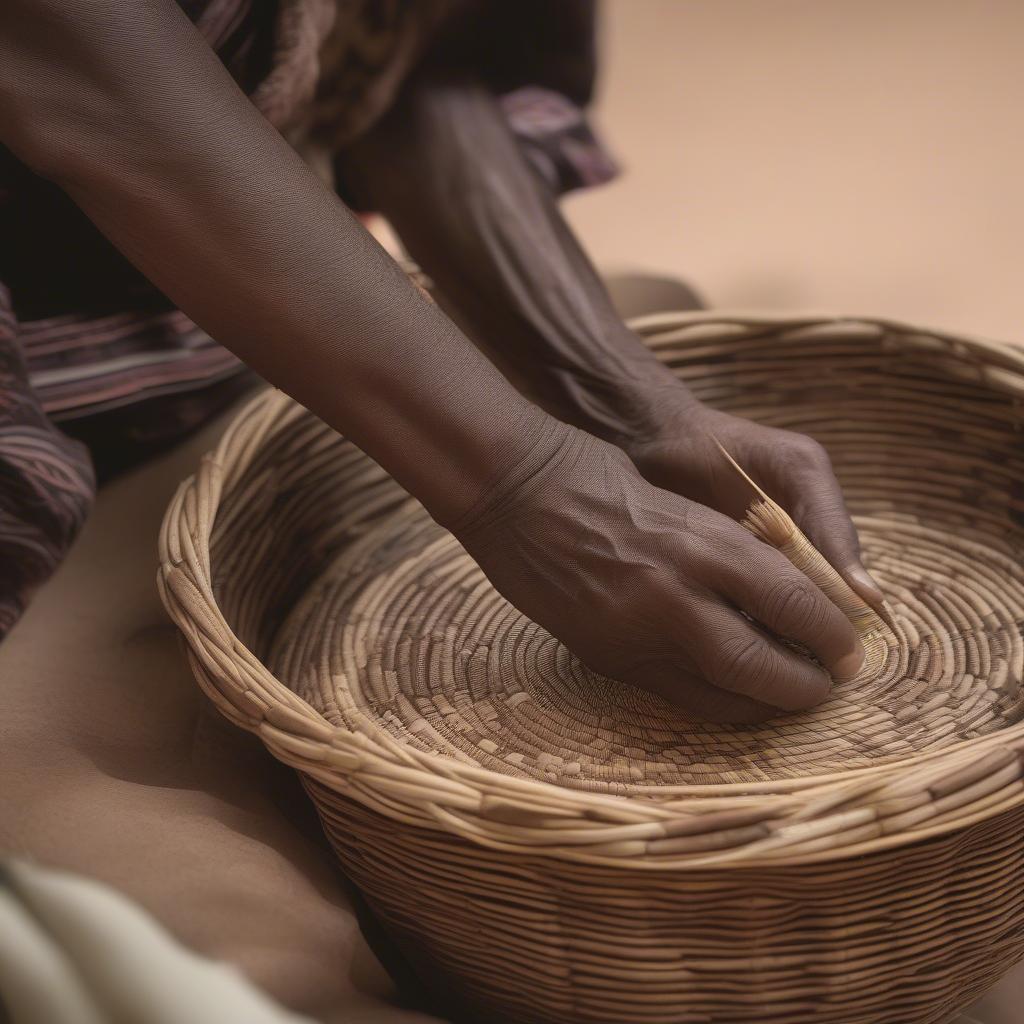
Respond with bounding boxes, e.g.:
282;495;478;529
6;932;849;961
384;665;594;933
159;313;1024;1024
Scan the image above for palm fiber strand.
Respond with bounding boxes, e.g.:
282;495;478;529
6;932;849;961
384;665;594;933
718;442;892;681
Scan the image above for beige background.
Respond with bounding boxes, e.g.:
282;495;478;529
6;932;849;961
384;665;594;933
565;0;1024;342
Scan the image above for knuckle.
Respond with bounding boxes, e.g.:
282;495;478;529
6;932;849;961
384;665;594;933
795;434;828;459
711;633;774;693
762;576;825;635
689;512;756;569
788;435;831;471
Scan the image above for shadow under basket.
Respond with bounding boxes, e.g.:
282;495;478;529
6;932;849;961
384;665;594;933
159;312;1024;1024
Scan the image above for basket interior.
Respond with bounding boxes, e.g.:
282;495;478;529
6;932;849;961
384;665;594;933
210;317;1024;792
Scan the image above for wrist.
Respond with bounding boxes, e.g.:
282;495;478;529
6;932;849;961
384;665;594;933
572;347;703;451
438;407;580;537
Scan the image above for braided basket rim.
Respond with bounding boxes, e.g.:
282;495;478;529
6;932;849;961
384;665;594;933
157;311;1024;869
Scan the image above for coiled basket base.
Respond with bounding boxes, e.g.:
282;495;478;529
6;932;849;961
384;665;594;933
160;313;1024;1024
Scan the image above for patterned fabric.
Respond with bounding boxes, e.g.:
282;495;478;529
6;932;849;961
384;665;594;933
0;286;94;637
0;0;613;642
501;87;618;194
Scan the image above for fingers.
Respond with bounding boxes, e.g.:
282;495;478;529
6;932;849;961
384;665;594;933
841;563;885;610
717;542;865;683
797;495;883;609
674;506;863;709
782;440;885;610
692;600;838;711
638;662;777;725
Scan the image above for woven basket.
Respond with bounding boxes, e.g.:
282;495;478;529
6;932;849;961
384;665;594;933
159;312;1024;1024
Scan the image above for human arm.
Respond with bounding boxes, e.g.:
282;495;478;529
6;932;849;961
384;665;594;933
0;0;863;719
0;0;545;526
338;70;883;608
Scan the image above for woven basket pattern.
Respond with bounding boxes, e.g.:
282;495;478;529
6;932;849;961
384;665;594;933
159;313;1024;1023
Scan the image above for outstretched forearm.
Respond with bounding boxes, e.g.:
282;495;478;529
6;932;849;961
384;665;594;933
338;73;883;605
338;71;691;446
0;0;559;527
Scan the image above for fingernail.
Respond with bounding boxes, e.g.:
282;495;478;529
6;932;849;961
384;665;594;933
834;643;866;682
845;565;885;608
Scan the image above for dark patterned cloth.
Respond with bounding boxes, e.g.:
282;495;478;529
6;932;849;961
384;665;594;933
0;287;95;637
0;0;614;641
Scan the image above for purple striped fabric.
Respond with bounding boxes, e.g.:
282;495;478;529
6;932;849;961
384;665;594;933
0;284;95;637
23;310;244;420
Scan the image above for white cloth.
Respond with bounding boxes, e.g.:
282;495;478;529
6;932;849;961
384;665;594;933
0;858;314;1024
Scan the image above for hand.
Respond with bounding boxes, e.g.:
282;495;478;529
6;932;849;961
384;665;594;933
451;426;866;723
622;398;884;610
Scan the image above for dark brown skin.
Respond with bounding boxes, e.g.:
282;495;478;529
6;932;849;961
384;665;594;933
0;0;873;721
339;69;884;610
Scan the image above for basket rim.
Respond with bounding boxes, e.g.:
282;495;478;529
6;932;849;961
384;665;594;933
158;311;1024;868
